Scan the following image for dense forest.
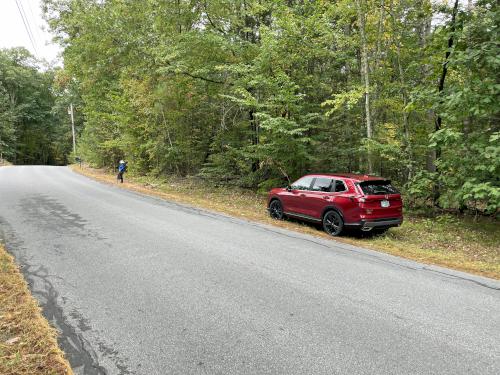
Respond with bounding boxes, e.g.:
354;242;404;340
0;47;80;165
2;0;499;214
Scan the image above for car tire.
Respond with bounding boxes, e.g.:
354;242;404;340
269;200;284;220
323;210;344;236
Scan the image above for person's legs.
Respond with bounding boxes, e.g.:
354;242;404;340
117;172;123;183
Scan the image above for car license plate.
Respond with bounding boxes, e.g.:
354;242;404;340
381;200;390;208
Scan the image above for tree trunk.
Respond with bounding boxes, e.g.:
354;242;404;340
249;109;259;172
389;1;413;181
356;0;373;174
371;0;386;146
374;0;386;72
416;1;435;176
463;0;473;137
433;0;459;206
243;0;260;173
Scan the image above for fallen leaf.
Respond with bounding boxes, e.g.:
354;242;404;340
5;336;20;345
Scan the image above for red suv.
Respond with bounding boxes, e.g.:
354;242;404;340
267;174;403;236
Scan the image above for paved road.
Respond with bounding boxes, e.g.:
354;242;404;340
0;166;499;375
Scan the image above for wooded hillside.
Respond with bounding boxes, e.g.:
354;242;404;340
4;0;500;213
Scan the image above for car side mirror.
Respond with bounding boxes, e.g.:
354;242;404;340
286;185;292;191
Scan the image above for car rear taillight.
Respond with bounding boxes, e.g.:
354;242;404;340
352;196;366;203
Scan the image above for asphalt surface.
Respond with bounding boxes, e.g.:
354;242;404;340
0;166;499;375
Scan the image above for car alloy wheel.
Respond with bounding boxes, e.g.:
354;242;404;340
269;200;284;220
323;210;343;236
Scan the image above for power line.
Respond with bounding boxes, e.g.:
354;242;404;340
14;0;37;54
17;0;38;50
25;0;44;43
14;0;38;56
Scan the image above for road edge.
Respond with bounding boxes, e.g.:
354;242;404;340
0;243;75;375
68;165;500;288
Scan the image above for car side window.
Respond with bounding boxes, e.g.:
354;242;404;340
334;180;347;192
311;177;333;192
291;176;314;191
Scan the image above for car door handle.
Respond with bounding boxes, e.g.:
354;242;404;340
300;193;306;197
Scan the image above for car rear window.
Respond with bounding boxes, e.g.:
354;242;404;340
359;180;399;195
334;180;347;192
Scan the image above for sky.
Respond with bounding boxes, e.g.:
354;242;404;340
0;0;62;65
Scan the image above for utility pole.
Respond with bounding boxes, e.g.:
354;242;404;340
68;103;76;155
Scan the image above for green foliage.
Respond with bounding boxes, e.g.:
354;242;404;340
38;0;499;214
406;170;436;206
429;130;500;213
0;48;75;165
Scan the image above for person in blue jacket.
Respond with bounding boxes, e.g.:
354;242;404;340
117;160;127;183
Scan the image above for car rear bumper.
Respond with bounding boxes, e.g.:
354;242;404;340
346;217;403;229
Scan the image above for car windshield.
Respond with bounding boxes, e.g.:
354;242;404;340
291;176;314;190
359;180;399;195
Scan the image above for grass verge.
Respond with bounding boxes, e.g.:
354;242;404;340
0;244;73;375
70;165;500;280
0;159;12;167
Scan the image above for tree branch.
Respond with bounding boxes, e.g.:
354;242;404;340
179;71;226;84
